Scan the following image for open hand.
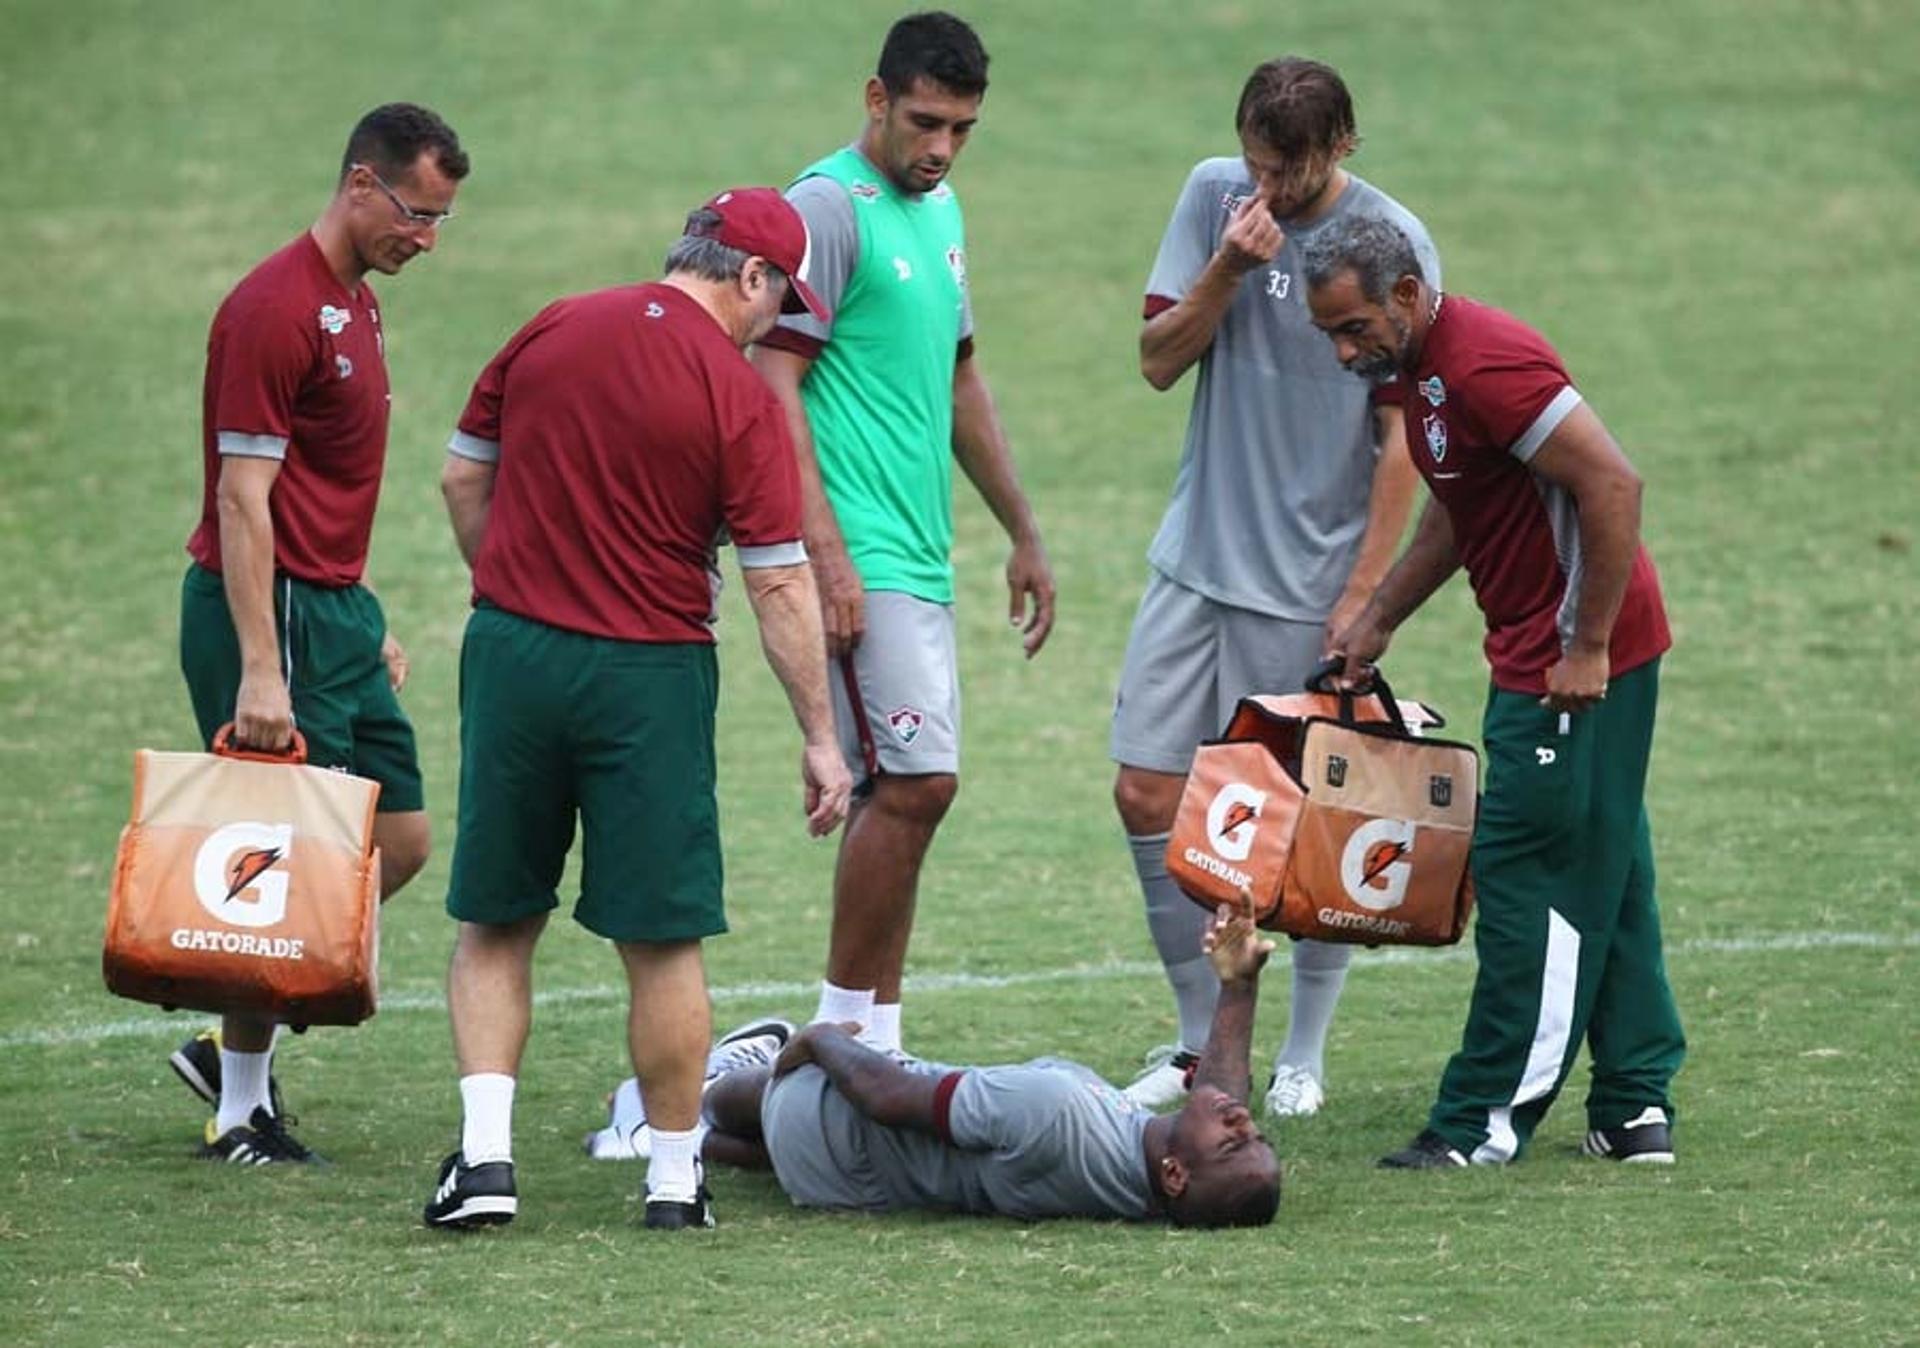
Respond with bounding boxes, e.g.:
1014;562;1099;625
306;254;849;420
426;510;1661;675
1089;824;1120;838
1203;886;1276;985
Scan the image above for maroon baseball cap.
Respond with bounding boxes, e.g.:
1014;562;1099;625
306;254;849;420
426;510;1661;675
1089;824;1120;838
690;187;829;323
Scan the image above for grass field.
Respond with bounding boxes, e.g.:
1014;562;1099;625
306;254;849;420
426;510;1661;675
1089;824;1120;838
2;1;1918;1343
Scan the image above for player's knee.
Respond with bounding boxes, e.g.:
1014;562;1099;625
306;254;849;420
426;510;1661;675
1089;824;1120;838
877;772;958;827
375;814;431;900
1113;766;1181;836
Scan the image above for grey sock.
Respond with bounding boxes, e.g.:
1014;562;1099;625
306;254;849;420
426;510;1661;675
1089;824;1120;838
1131;831;1218;1052
1276;938;1352;1081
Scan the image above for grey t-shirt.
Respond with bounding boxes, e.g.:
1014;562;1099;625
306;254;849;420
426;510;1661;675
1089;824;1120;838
1143;163;1440;621
767;1057;1156;1221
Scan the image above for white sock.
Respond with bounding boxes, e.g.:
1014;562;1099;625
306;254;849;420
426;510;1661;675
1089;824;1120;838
646;1127;701;1201
216;1048;273;1133
815;980;875;1030
862;1002;902;1054
460;1073;516;1164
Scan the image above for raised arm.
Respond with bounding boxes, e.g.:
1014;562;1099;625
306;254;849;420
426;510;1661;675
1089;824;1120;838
1188;895;1276;1100
951;355;1055;657
1139;192;1281;390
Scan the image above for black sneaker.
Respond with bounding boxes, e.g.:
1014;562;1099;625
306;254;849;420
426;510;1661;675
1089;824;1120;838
643;1186;716;1230
644;1159;716;1230
198;1107;323;1166
1582;1106;1675;1164
170;1029;285;1116
423;1151;518;1229
1378;1129;1469;1169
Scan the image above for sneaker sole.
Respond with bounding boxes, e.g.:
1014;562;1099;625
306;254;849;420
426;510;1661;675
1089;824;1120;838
428;1196;518;1228
170;1050;218;1107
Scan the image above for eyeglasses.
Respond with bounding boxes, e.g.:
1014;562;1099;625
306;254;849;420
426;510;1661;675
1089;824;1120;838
354;163;455;229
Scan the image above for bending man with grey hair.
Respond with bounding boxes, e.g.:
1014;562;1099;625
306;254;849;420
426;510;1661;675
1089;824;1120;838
427;187;852;1232
1301;215;1684;1170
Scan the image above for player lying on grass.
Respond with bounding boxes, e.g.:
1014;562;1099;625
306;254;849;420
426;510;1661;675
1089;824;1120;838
666;898;1281;1226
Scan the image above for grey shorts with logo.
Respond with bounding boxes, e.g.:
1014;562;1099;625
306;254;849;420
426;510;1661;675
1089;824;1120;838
832;590;960;787
1110;569;1327;775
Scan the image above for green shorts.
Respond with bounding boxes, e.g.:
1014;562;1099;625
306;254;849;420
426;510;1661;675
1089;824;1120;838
445;604;725;944
178;563;424;813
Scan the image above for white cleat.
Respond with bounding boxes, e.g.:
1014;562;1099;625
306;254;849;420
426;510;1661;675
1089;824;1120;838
1122;1045;1200;1110
584;1018;794;1161
1263;1063;1325;1119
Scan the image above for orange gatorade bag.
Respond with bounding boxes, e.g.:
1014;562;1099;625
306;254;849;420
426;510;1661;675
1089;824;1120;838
103;725;383;1025
1166;663;1480;946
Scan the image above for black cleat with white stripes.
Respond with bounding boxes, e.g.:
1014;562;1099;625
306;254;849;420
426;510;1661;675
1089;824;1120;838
423;1151;518;1229
198;1107;322;1166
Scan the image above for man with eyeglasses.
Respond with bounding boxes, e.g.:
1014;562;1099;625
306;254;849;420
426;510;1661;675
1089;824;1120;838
1110;58;1441;1121
173;103;468;1165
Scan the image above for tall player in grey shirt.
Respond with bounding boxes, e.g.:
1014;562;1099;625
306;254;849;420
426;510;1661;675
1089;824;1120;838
698;898;1281;1227
1112;59;1440;1117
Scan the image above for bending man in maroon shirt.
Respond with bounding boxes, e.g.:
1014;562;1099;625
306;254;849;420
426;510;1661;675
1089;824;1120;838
1300;215;1686;1170
428;189;851;1232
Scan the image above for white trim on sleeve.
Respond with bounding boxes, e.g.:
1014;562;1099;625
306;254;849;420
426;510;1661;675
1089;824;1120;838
1510;386;1583;463
447;430;501;463
216;431;289;460
737;540;809;569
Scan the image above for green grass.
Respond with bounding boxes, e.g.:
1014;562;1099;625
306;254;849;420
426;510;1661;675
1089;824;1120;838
2;1;1917;1343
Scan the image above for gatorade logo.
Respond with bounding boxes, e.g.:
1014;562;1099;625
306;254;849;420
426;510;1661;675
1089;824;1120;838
193;822;294;928
1339;818;1416;912
1205;783;1266;862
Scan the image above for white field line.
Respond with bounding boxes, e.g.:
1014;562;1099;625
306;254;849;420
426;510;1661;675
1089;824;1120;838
11;928;1915;1051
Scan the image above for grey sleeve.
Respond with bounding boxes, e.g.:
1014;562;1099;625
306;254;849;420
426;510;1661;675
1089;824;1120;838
773;175;858;345
1391;203;1443;291
1144;162;1220;303
944;1066;1073;1152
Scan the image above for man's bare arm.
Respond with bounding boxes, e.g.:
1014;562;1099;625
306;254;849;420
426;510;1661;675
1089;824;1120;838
951;356;1055;657
751;345;865;655
441;453;497;568
215;454;292;751
1139;193;1282;390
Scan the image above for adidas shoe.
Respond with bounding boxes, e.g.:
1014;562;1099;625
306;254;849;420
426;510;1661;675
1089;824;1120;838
170;1029;285;1116
1263;1063;1325;1119
198;1107;323;1166
422;1151;518;1229
1582;1106;1675;1164
584;1018;793;1161
1122;1044;1200;1110
1378;1129;1469;1170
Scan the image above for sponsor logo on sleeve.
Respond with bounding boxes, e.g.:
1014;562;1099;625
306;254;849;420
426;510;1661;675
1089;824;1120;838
318;305;351;336
1420;375;1447;406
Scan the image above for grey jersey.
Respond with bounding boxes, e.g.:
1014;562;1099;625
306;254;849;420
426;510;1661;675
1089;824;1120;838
765;1057;1155;1221
1144;163;1440;620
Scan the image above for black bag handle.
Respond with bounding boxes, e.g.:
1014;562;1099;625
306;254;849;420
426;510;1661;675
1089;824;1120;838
1304;656;1411;737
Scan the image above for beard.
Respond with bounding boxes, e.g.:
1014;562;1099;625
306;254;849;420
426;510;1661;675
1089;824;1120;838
1347;313;1411;385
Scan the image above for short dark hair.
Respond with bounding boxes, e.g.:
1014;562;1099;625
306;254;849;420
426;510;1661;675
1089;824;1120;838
877;11;989;99
1235;57;1357;161
1171;1163;1282;1230
1301;214;1422;304
339;103;469;185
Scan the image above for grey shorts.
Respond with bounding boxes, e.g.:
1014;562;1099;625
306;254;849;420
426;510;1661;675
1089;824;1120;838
761;1060;959;1211
832;590;960;787
1110;570;1327;775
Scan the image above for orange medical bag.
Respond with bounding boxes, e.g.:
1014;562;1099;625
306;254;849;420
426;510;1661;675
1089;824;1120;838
103;727;383;1025
1166;668;1480;946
